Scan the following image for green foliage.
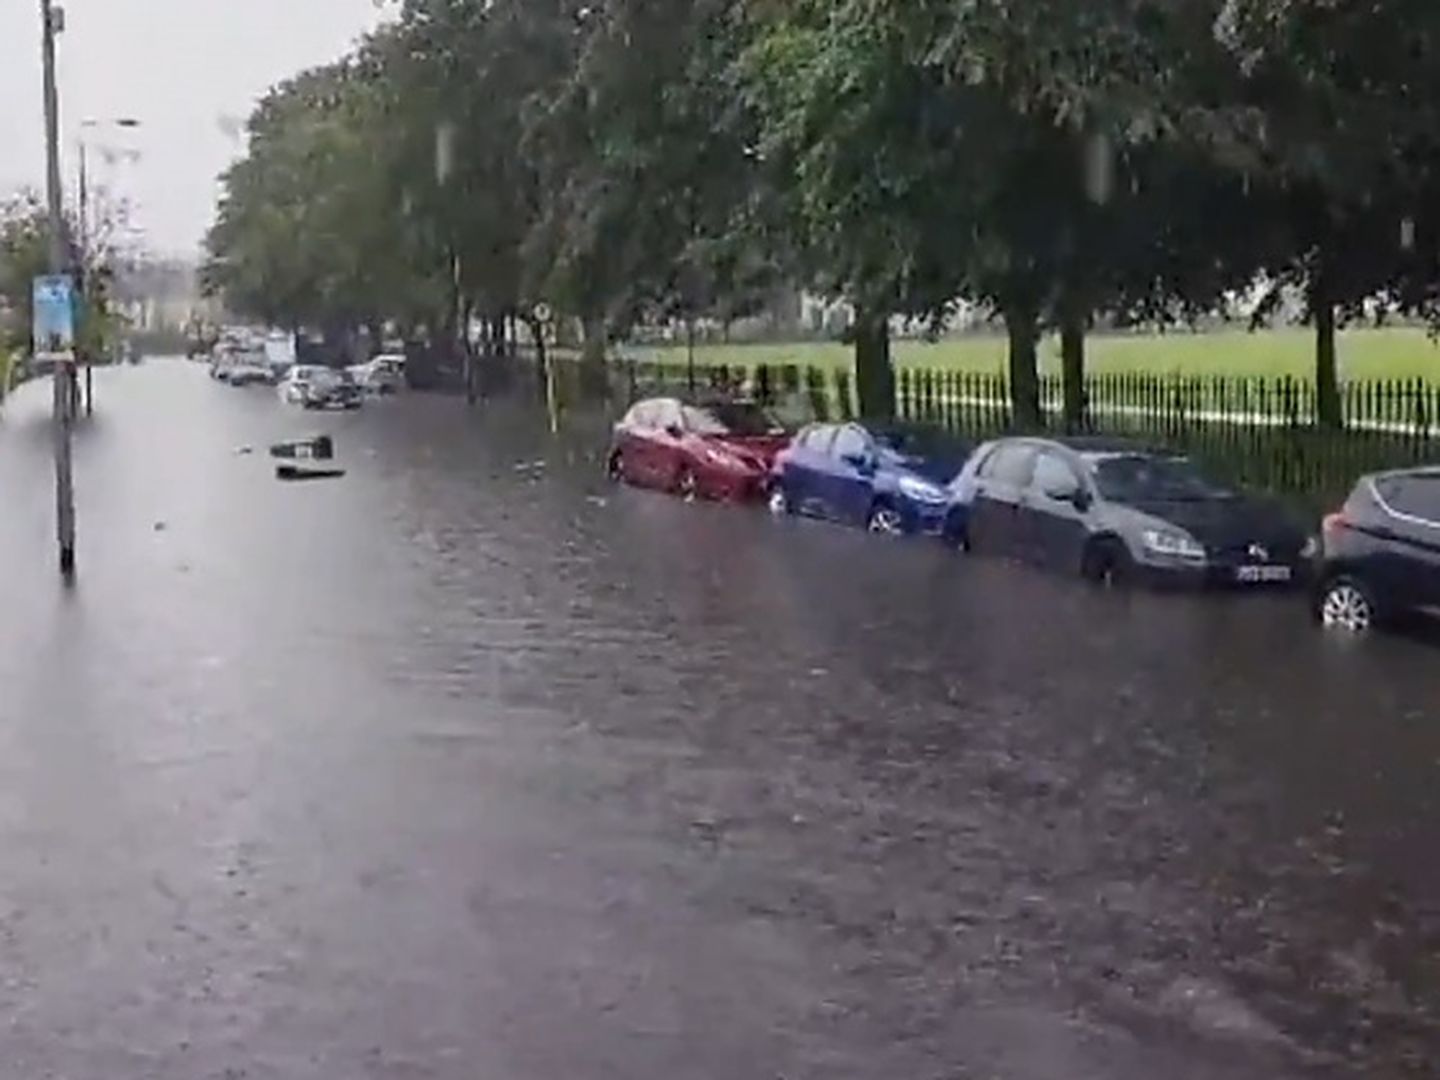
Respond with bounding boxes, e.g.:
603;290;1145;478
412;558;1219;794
202;0;1440;418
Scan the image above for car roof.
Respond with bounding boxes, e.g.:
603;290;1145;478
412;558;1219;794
1368;466;1440;483
1049;436;1167;455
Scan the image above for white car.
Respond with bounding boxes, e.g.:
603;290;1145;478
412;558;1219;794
349;354;407;395
278;365;330;404
280;365;362;410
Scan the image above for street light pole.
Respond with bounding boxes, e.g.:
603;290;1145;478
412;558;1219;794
40;0;76;578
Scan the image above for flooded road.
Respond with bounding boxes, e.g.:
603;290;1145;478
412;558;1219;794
0;361;1437;1078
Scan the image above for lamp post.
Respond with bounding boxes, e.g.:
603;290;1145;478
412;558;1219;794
77;117;141;413
38;0;76;578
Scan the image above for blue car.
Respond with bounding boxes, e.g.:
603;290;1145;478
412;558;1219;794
767;422;972;537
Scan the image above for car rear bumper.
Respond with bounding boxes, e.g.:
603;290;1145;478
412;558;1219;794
700;465;770;502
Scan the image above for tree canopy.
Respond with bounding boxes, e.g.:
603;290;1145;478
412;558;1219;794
202;0;1440;424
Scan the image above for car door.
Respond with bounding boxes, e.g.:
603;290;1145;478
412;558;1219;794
1372;475;1440;607
1023;450;1093;571
631;402;672;488
783;426;835;517
615;403;651;483
651;399;690;489
825;425;879;525
967;443;1036;556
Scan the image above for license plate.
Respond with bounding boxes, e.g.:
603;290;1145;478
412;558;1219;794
1236;565;1292;584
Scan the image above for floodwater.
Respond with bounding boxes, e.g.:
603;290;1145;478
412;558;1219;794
0;361;1437;1078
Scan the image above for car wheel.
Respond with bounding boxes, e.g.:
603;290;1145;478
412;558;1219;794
676;468;699;503
1317;576;1378;633
867;502;905;537
606;450;626;483
1083;538;1132;587
767;483;791;517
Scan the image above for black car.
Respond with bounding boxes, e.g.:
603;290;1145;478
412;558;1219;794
304;371;364;410
1314;468;1440;632
953;437;1312;587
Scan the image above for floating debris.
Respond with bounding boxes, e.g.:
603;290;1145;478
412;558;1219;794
270;435;334;461
276;463;346;482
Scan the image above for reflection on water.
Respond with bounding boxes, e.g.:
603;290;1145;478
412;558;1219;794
0;363;1435;1077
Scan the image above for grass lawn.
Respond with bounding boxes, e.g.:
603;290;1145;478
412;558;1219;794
619;326;1440;383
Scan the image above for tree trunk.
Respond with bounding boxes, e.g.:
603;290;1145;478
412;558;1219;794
579;313;609;400
853;308;895;420
1312;277;1342;429
1004;300;1041;429
1059;295;1086;432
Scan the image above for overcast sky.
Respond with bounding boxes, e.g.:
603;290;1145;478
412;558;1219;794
1;0;386;257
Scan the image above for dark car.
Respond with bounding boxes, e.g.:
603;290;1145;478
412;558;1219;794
952;437;1312;586
607;397;788;502
304;369;364;410
769;421;971;537
1314;468;1440;632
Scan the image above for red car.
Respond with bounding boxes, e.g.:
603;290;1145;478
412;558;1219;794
607;397;790;502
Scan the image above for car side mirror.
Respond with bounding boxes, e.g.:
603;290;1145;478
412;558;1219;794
842;451;876;473
665;423;684;439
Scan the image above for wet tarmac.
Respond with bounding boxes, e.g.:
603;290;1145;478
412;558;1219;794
0;361;1438;1078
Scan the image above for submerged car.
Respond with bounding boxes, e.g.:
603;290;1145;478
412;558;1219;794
1314;467;1440;632
279;365;362;410
348;354;407;395
954;437;1311;586
768;422;971;537
225;353;273;386
607;397;788;501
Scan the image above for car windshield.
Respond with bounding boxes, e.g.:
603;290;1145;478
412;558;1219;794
682;403;782;436
1090;454;1231;502
875;425;968;462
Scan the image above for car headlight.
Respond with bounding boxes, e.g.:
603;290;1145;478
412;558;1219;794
898;476;947;503
703;447;743;468
1142;529;1207;561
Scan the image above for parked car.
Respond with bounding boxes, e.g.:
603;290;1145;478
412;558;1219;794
953;437;1312;586
1313;468;1440;632
308;369;363;410
607;397;788;501
279;365;361;409
223;352;273;386
768;421;970;536
348;354;406;395
208;347;233;380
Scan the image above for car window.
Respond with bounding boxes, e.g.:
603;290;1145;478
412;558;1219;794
1090;454;1229;502
1031;452;1081;496
1377;475;1440;524
625;403;650;428
830;426;871;461
655;400;683;431
681;402;783;436
800;426;834;452
981;444;1036;487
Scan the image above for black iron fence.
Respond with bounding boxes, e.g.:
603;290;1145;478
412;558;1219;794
610;358;1440;510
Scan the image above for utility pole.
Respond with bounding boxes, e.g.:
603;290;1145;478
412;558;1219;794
78;136;91;415
40;0;76;578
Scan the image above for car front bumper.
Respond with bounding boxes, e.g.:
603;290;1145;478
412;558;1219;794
1133;551;1309;590
898;499;953;537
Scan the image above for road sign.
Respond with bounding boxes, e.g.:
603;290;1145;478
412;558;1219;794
32;274;75;364
532;302;553;325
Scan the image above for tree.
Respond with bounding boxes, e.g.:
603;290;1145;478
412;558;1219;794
1214;0;1440;425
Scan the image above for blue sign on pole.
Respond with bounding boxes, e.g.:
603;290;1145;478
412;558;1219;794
32;274;76;363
